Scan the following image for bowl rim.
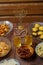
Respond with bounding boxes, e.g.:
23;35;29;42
35;42;43;57
0;37;11;57
0;20;13;36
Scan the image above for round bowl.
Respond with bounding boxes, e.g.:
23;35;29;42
16;45;34;59
35;42;43;58
0;37;11;57
0;21;13;36
29;22;43;41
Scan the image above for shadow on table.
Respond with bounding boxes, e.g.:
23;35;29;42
21;52;37;62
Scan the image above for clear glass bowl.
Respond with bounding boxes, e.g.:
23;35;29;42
0;37;11;57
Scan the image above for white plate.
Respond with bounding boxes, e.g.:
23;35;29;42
0;58;20;65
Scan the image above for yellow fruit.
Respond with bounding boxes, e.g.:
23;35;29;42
32;28;38;32
39;26;43;31
40;35;43;39
34;24;40;28
38;31;43;35
32;32;37;36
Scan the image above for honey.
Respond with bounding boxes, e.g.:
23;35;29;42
13;36;21;47
24;35;32;46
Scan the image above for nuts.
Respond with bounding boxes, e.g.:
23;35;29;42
16;45;34;58
0;24;9;36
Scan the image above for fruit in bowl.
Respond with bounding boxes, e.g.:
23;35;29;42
31;23;43;39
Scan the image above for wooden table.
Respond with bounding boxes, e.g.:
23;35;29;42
0;23;43;65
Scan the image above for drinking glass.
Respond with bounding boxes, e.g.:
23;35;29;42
24;28;33;46
24;34;32;46
13;35;21;48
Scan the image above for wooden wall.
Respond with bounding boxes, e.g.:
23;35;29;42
0;0;43;23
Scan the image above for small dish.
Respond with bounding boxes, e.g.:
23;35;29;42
35;42;43;58
29;22;43;30
16;45;34;58
29;22;43;41
0;37;11;57
0;21;13;36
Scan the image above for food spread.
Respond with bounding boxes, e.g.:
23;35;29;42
0;22;43;65
16;45;34;58
35;42;43;57
0;24;9;36
0;59;19;65
0;41;10;57
32;23;43;39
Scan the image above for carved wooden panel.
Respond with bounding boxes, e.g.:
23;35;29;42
0;3;43;15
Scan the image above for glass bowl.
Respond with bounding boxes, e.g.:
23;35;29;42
0;21;13;36
0;37;11;57
35;42;43;58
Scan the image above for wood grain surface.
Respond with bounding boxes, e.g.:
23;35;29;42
0;1;43;64
0;23;43;65
0;0;43;3
0;3;43;15
0;16;43;23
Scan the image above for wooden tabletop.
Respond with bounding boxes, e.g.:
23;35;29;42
0;23;43;65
